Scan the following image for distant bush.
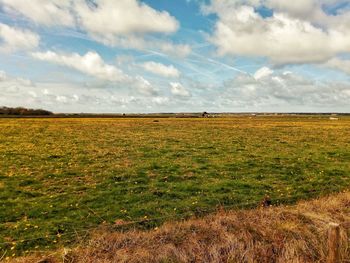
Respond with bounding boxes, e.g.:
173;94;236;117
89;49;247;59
0;106;53;116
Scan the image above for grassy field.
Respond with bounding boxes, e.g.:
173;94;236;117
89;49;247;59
1;116;350;257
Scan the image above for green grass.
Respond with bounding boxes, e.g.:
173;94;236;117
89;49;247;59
1;116;350;256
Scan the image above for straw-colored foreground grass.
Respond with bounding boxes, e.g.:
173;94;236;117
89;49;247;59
10;191;350;263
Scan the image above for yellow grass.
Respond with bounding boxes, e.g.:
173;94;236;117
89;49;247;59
10;191;350;263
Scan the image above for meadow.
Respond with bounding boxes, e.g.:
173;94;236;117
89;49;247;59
1;116;350;257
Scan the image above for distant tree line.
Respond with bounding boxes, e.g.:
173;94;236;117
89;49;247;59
0;106;53;116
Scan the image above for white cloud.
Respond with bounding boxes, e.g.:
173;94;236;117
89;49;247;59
220;69;350;108
254;67;274;80
30;50;162;96
0;70;173;112
325;58;350;75
74;0;178;37
265;0;350;28
0;70;33;87
0;23;40;53
204;1;350;64
170;82;191;97
0;0;74;26
0;0;190;57
31;50;129;82
0;0;180;34
140;61;180;78
1;69;350;113
135;76;158;96
73;0;187;56
152;96;170;105
265;0;316;18
0;71;43;108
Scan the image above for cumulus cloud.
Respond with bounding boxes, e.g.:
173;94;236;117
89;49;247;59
254;67;274;80
2;0;179;33
325;58;350;75
140;61;180;78
0;71;45;109
0;0;189;57
0;70;33;88
30;50;162;96
0;0;74;26
170;82;191;97
135;76;158;96
152;96;170;105
74;0;191;57
265;0;350;28
31;51;129;82
74;0;178;37
0;70;168;112
265;0;316;19
1;68;350;113
203;0;350;65
220;67;350;108
0;23;40;53
203;0;350;25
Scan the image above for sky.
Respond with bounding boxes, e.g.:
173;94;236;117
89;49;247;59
0;0;350;113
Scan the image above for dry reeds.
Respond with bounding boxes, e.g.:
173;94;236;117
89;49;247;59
12;192;350;263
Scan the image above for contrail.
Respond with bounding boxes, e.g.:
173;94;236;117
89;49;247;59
192;51;251;75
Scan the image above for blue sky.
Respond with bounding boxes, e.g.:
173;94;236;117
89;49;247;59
0;0;350;113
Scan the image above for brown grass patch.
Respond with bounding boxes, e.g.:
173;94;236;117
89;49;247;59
10;191;350;263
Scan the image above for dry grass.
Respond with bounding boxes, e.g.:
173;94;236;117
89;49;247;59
11;191;350;263
2;117;350;254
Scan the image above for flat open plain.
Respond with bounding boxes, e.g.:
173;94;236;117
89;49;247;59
1;116;349;255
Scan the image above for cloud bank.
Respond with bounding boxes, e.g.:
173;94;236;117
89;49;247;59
203;0;350;64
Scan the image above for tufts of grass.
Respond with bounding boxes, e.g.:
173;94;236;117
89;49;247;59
9;191;350;263
0;116;349;256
